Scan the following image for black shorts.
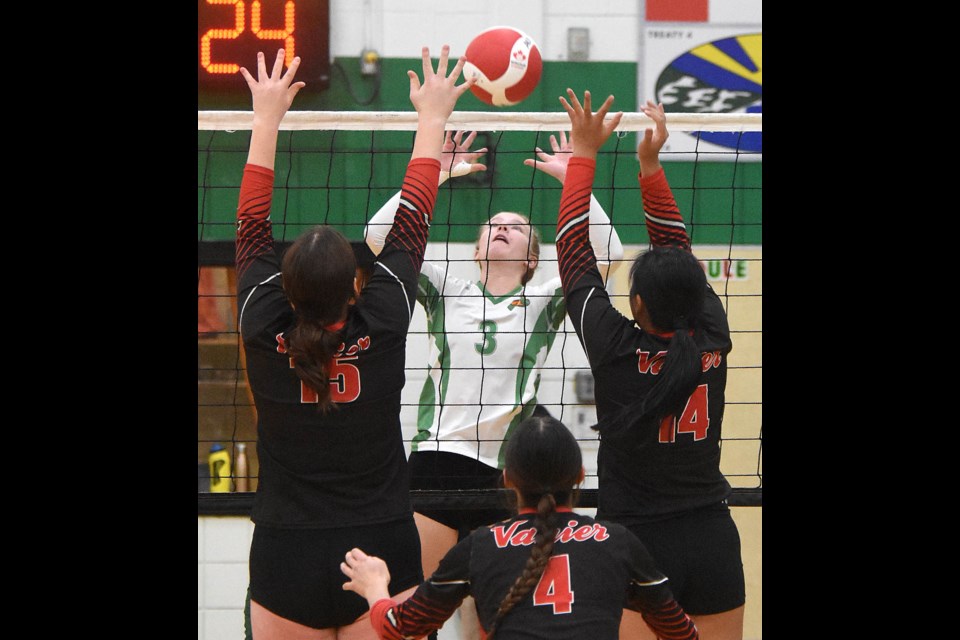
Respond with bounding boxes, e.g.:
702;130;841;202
624;502;745;616
408;450;513;539
249;516;422;629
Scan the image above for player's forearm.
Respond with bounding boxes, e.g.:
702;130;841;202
245;119;281;170
557;157;599;290
638;153;662;179
587;194;624;280
383;159;440;272
639;168;690;250
637;600;699;640
365;192;401;256
235;164;276;275
369;593;453;640
411;116;447;162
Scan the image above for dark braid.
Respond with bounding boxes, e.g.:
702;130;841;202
487;493;560;638
485;415;582;637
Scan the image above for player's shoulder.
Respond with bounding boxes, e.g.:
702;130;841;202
524;275;563;294
418;260;474;290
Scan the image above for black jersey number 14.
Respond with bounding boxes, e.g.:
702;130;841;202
659;384;710;443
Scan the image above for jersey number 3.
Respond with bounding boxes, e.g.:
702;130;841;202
532;554;574;614
659;383;709;443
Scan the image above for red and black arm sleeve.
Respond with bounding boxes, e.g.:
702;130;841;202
381;158;440;275
556;157;600;294
235;164;276;280
636;599;700;640
368;589;464;640
640;168;690;250
367;536;472;639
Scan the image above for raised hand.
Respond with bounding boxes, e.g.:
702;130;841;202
408;45;476;161
408;45;475;123
240;49;307;168
558;89;623;160
523;130;575;183
442;130;488;177
637;100;669;174
240;49;305;129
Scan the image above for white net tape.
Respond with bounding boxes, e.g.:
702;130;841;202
198;110;762;132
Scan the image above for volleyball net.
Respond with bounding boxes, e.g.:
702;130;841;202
198;110;762;511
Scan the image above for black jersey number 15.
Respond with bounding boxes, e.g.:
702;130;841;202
294;357;361;404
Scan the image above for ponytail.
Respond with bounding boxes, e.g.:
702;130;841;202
280;225;357;412
606;247;706;438
284;320;345;412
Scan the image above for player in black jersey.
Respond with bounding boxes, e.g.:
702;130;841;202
340;415;699;640
236;47;475;639
555;91;746;640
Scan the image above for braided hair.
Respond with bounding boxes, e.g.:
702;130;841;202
486;416;582;637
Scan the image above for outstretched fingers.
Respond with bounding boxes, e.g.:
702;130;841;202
408;69;422;94
280;54;301;83
271;48;285;79
257;50;268;80
595;94;615;120
452;57;476;97
420;46;433;80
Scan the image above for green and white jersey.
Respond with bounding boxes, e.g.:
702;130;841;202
412;260;567;469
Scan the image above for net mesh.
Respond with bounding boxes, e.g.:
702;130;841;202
198;111;761;509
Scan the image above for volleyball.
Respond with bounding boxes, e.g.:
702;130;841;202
463;27;542;107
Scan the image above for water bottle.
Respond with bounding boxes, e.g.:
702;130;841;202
235;443;249;492
208;443;232;492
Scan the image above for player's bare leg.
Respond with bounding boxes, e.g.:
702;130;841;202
689;607;745;640
619;608;656;640
252;587;423;640
414;513;480;639
457;595;483;640
250;599;338;640
414;513;458;578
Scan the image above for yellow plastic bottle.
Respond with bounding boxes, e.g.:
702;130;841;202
208;443;232;492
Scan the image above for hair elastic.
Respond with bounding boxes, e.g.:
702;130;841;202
324;319;346;332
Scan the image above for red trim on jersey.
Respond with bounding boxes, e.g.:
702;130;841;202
518;506;573;514
324;319;346;332
647;328;696;340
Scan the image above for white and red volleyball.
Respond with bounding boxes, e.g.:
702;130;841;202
463;27;542;107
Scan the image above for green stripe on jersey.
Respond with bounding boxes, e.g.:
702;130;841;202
413;274;448;447
497;285;567;465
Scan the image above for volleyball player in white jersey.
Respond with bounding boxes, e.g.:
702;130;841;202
364;130;624;637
